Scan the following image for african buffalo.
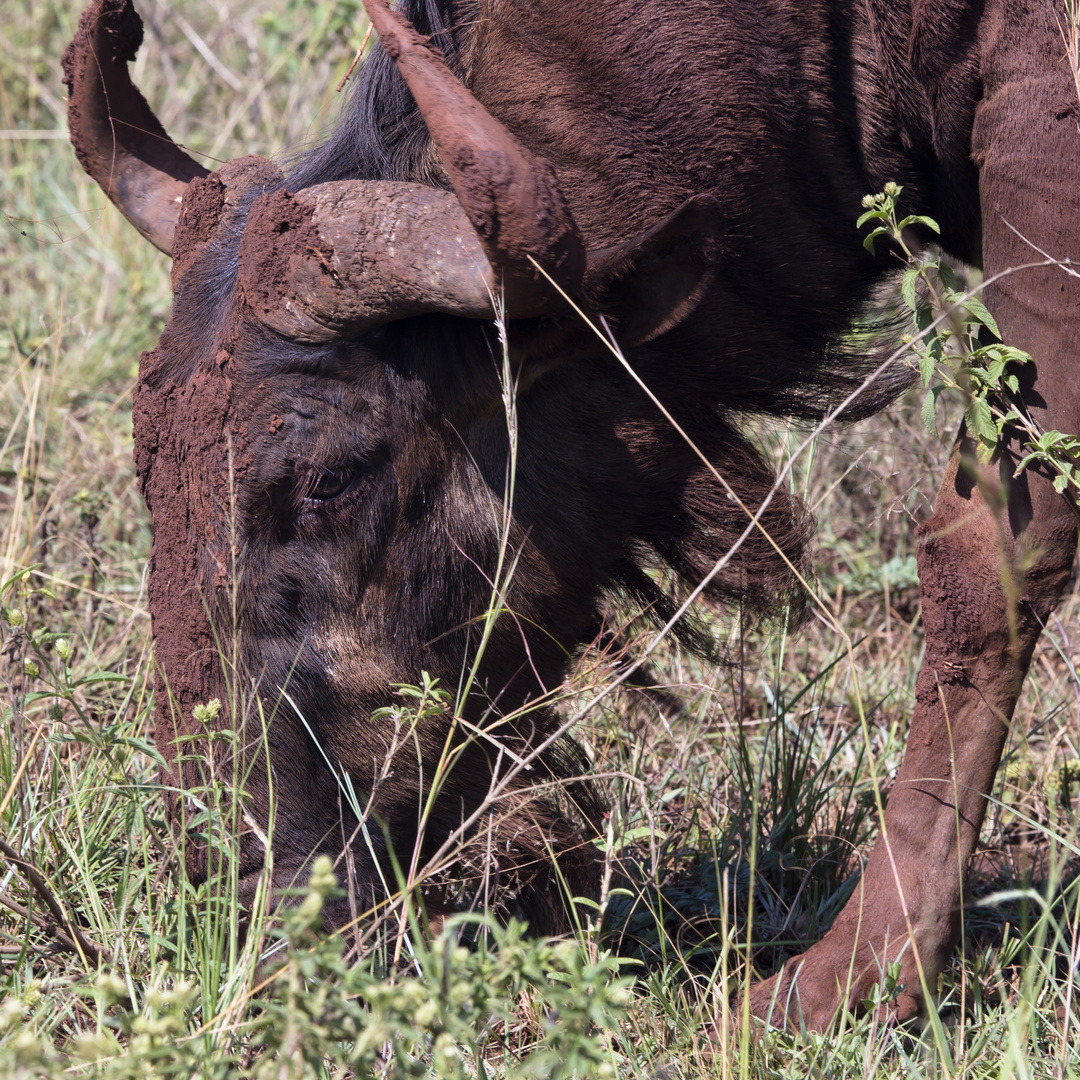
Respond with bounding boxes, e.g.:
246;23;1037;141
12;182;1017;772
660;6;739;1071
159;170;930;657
64;0;1079;1029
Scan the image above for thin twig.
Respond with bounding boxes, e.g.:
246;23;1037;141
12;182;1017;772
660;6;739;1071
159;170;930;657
0;838;110;966
0;892;85;958
336;23;374;92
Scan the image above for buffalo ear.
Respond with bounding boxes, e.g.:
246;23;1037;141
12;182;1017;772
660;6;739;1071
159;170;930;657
583;195;721;346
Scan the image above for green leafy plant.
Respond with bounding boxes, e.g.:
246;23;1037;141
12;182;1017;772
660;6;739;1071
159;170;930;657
859;184;1080;494
0;857;633;1079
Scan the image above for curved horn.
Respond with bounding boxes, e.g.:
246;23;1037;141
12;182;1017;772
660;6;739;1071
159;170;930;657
240;182;512;344
240;1;588;340
63;0;209;254
361;0;586;307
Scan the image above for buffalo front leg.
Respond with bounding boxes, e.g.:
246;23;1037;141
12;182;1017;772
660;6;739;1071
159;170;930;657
747;421;1080;1028
748;440;1077;1027
747;430;1078;1029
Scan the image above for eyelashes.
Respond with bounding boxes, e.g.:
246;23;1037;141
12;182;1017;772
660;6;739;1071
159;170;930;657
302;467;359;504
292;443;387;520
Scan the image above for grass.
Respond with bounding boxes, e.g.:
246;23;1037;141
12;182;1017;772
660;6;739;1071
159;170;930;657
2;0;1079;1076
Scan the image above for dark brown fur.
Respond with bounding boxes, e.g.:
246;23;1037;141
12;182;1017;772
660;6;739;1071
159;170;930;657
67;0;1080;1028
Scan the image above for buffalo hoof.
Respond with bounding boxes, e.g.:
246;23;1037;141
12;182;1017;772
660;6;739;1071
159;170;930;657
743;933;926;1032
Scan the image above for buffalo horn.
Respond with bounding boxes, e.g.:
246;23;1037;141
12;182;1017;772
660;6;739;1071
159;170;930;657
239;181;511;343
241;2;591;339
360;0;586;309
63;0;209;255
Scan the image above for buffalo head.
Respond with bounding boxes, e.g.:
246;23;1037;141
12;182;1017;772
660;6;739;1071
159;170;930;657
64;0;811;931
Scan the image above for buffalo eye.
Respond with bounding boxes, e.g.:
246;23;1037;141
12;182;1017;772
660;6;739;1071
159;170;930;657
304;467;357;503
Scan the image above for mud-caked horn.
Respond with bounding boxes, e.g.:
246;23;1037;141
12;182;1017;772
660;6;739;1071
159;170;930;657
239;181;515;343
63;0;209;255
238;0;587;341
361;0;586;301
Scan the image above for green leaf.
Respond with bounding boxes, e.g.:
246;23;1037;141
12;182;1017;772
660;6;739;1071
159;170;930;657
22;691;58;706
862;226;889;253
901;267;919;311
967;396;997;447
958;365;985;390
1000;346;1033;365
593;825;668;854
73;671;130;687
1;564;41;592
961;295;1000;337
112;736;168;767
938;263;962;293
917;349;936;387
921;388;939;436
898;213;941;233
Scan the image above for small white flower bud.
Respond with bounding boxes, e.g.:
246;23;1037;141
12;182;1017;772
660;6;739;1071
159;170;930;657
192;698;222;725
308;854;337;896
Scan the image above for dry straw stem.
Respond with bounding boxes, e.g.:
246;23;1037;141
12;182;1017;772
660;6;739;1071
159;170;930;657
336;22;375;92
0;837;110;967
1060;0;1080;114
